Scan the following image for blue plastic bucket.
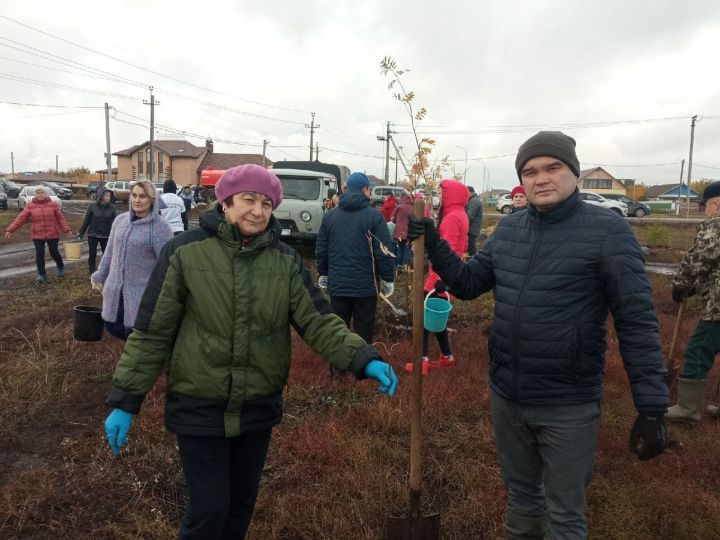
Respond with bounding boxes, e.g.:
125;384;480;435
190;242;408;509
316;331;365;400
424;290;452;332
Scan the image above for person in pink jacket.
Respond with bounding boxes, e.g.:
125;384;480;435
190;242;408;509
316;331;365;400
405;180;469;374
5;186;72;283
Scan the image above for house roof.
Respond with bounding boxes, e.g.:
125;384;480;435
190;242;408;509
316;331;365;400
578;166;615;180
14;171;69;183
198;153;272;171
644;183;699;198
95;167;118;174
114;140;206;158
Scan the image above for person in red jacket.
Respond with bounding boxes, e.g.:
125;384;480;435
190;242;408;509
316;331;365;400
405;179;469;374
5;186;73;283
381;193;397;222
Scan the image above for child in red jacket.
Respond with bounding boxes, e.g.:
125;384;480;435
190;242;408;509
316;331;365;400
405;180;469;374
5;187;72;283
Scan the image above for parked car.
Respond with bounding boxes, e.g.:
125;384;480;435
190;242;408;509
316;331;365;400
17;185;63;209
0;184;7;209
601;194;651;217
371;185;410;207
104;180;133;202
23;180;73;200
495;193;513;214
85;182;100;199
411;188;440;208
578;191;628;216
0;178;22;198
272;168;339;242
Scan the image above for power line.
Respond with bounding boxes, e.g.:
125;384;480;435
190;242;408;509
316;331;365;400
0;108;99;120
395;115;717;135
580;161;680;168
694;163;720;170
0;14;311;115
0;100;103;108
317;145;384;159
0;72;140;99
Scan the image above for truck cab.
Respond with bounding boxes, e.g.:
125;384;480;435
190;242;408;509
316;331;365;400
272;168;338;242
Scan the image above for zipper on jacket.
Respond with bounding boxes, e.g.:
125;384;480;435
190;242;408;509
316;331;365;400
512;216;544;399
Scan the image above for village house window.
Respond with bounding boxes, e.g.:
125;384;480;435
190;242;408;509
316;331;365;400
147;151;152;179
583;178;612;189
138;151;144;174
157;151;164;180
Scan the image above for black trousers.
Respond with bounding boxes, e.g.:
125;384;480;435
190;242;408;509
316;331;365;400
87;236;108;273
423;328;452;357
329;295;377;344
177;429;273;540
33;238;63;277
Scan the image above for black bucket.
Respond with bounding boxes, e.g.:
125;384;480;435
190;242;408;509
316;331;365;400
73;305;104;342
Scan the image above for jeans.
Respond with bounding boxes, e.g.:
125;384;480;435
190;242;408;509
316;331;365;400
680;320;720;380
396;240;412;267
467;233;478;256
177;429;273;540
87;236;108;273
33;238;63;277
491;390;601;539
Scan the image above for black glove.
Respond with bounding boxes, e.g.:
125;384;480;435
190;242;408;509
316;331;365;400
671;286;686;303
407;215;440;250
629;414;667;461
434;280;446;294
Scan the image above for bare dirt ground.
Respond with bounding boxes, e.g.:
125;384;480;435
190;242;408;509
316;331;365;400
1;251;719;538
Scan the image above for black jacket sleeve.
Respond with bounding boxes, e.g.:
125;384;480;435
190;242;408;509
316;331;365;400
426;233;496;300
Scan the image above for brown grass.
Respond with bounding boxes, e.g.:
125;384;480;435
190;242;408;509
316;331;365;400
0;258;719;539
0;210;85;246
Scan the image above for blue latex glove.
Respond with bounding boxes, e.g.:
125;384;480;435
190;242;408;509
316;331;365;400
364;359;399;397
105;408;134;456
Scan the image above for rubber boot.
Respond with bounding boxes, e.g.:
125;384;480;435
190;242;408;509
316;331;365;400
505;506;546;540
35;274;46;285
57;266;65;278
404;358;430;375
666;378;708;424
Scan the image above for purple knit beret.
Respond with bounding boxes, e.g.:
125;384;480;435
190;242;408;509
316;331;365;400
215;164;283;209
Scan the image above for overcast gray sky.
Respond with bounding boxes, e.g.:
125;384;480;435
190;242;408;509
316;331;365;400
1;0;719;191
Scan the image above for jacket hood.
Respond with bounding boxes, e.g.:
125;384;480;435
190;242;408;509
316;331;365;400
97;189;114;206
440;179;470;210
399;194;414;206
31;196;53;205
338;190;371;211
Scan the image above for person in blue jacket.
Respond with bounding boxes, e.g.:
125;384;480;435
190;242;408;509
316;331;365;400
408;131;668;540
316;172;395;349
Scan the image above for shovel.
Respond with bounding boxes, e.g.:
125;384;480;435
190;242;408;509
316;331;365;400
387;198;441;540
665;301;686;394
379;292;408;317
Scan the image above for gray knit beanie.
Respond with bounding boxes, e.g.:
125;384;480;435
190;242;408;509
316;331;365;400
515;131;580;180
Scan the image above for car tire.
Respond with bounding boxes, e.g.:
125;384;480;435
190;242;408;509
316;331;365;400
501;205;512;214
87;191;96;199
634;208;646;218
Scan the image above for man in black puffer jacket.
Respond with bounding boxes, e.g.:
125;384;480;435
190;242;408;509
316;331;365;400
316;173;395;347
409;131;668;540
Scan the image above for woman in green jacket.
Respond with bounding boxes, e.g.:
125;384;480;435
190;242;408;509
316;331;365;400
103;164;398;540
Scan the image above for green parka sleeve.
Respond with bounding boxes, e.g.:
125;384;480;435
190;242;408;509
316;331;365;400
107;239;187;414
284;246;379;378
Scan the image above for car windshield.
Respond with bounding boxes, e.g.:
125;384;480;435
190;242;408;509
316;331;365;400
277;176;321;200
25;186;57;197
4;179;21;190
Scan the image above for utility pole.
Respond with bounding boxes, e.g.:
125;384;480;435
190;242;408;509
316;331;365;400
314;143;320;161
55;155;58;174
676;158;685;215
390;138;411;178
262;139;269;167
10;151;15;179
384;121;391;184
143;87;160;181
394;155;399;184
686;115;697;218
305;113;319;161
456;146;468;184
105;103;113;186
